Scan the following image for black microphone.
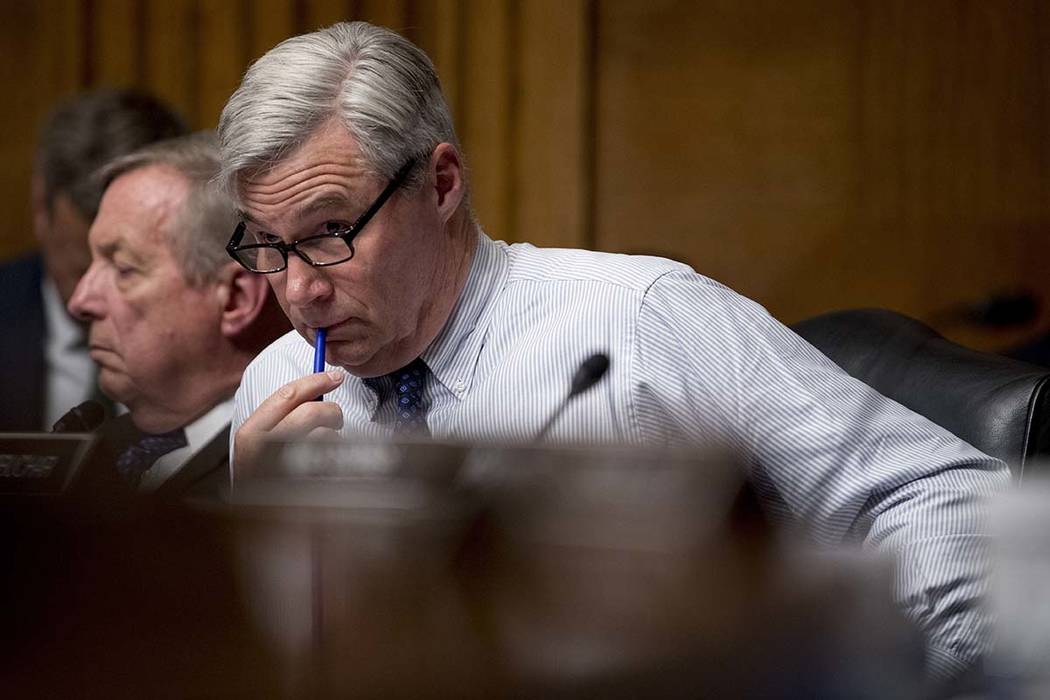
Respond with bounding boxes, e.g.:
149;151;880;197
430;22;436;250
930;290;1040;329
534;353;610;442
51;400;106;433
965;291;1039;328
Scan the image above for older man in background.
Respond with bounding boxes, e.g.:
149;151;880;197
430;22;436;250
67;132;287;502
0;89;187;431
219;22;1006;678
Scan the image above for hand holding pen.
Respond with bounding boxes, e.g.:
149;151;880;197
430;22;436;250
313;327;327;400
231;326;343;475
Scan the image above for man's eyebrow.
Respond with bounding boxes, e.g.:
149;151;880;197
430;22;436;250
96;235;144;262
236;209;261;226
235;193;362;234
96;239;118;257
296;193;359;221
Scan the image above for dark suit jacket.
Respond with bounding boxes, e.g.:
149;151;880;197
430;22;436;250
0;253;47;430
71;413;230;506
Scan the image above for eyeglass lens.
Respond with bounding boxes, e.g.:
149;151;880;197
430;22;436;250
235;232;353;272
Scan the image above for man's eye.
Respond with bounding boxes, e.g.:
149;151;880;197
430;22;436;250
323;221;351;235
260;232;282;244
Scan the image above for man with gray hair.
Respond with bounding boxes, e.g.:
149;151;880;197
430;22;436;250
67;132;287;501
220;21;1006;678
0;89;187;431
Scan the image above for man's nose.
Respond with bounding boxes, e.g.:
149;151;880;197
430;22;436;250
283;255;333;307
67;263;104;322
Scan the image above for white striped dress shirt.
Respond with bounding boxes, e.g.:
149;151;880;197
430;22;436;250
233;230;1008;677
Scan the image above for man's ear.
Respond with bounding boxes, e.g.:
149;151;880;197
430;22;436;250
215;262;270;339
429;143;465;225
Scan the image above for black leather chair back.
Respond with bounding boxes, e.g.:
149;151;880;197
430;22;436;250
792;308;1050;481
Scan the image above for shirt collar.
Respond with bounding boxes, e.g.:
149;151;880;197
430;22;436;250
138;398;233;492
420;229;508;399
41;276;85;351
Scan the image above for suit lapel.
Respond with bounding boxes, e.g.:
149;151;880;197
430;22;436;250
154;425;231;500
0;255;47;430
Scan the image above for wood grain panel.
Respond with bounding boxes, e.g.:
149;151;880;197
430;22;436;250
458;0;512;240
592;0;1050;350
248;0;296;62
596;0;858;320
2;0;1050;356
303;0;353;31
358;0;408;33
411;0;459;116
34;0;85;98
513;0;589;247
91;0;139;86
198;1;245;128
855;0;1050;348
143;0;197;123
0;0;84;258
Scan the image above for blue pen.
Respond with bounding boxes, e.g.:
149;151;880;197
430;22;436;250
313;327;327;401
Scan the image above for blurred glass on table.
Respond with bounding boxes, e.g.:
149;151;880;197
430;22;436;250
988;473;1050;699
228;436;924;698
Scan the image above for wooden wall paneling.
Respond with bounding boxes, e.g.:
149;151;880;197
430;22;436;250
248;0;296;62
0;1;43;258
458;0;513;241
4;0;1050;351
91;0;140;87
358;0;408;33
513;0;589;248
857;1;1049;349
594;0;858;322
849;0;929;317
956;2;1046;300
1025;0;1050;319
303;0;354;31
36;0;87;96
972;0;1049;351
198;1;247;128
412;0;460;125
0;0;84;258
143;0;198;125
940;1;1045;345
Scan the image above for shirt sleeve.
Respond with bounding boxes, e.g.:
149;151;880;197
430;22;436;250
228;335;299;474
632;269;1009;676
228;380;249;474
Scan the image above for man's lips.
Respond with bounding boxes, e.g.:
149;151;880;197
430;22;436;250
306;317;363;341
88;345;121;365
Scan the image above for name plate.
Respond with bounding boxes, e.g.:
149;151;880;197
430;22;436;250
0;433;97;495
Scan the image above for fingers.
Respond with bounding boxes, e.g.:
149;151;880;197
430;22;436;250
241;370;346;433
305;426;342;440
234;371;346;476
270;400;344;439
233;401;344;477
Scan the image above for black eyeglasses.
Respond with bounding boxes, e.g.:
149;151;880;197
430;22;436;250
226;159;416;274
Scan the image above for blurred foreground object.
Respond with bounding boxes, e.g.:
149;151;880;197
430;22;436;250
1;439;928;697
226;438;925;698
0;431;96;496
988;475;1050;698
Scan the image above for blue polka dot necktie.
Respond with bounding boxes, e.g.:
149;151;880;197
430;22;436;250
116;427;188;488
390;358;430;436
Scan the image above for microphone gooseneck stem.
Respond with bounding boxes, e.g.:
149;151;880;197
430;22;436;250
533;353;611;443
534;403;570;444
